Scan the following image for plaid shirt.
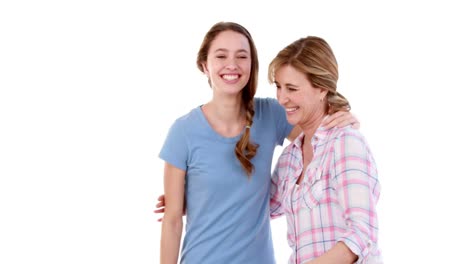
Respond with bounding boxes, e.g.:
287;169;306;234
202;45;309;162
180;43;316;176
270;126;382;263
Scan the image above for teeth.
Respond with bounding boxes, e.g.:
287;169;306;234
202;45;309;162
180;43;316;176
286;107;298;112
223;74;239;81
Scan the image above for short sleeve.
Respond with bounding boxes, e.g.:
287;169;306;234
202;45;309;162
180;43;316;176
159;119;189;171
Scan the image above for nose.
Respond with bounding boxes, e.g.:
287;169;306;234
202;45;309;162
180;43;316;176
276;87;288;105
225;57;239;70
225;64;237;70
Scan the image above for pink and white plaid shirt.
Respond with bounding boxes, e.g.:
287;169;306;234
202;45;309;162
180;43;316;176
270;126;382;264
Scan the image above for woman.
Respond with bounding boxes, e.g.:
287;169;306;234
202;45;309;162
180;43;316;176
269;36;382;263
159;22;357;264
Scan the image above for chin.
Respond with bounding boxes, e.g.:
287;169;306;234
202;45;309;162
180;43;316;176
286;118;299;126
224;85;244;93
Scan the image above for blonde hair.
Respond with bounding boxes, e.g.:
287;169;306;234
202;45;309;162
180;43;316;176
268;36;350;114
197;22;259;177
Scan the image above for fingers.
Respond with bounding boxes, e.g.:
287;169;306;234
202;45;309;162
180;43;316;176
338;114;357;128
351;119;360;129
323;112;360;129
322;111;347;129
322;111;345;125
337;116;357;128
154;208;165;214
155;194;167;222
155;194;165;209
155;194;166;222
347;112;360;129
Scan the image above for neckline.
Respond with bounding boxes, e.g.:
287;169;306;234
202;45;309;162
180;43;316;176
196;105;244;143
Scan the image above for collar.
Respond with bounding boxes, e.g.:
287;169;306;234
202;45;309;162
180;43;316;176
292;117;331;149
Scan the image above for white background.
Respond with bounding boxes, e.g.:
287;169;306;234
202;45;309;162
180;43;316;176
1;0;467;263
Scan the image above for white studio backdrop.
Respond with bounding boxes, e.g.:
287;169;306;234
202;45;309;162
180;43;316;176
1;0;467;263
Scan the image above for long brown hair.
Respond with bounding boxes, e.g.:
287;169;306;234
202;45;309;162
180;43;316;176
268;36;350;114
197;22;259;177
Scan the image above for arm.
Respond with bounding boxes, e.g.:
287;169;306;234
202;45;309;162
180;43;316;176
286;111;360;142
154;195;186;222
270;161;285;219
160;162;186;264
321;111;360;130
329;131;380;263
305;242;357;264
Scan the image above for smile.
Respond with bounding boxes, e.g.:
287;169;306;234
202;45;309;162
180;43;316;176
285;107;299;113
222;74;239;81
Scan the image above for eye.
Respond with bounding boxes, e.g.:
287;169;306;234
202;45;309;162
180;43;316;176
237;55;248;59
287;87;298;91
216;55;227;59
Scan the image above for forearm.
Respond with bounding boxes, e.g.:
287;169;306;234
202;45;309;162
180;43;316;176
160;217;183;264
305;242;357;264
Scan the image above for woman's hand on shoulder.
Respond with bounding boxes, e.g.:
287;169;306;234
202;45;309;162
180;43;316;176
322;111;360;130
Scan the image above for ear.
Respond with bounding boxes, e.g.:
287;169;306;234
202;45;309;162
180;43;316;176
319;88;328;101
202;62;209;75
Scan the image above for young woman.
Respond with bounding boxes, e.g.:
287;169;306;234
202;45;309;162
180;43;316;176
269;36;382;263
158;22;357;264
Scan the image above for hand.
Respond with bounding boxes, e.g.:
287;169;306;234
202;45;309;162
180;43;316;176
154;194;165;222
322;111;360;130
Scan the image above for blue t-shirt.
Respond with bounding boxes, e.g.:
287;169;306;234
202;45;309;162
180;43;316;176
159;97;293;264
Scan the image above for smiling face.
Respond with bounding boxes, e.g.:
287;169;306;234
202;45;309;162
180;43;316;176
202;30;252;97
275;64;327;127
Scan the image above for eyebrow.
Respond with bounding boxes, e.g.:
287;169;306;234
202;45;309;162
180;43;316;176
214;48;249;53
274;81;299;88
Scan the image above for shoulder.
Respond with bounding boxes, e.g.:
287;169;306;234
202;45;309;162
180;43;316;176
255;97;280;107
254;97;280;109
330;126;366;142
166;107;201;137
324;126;373;155
254;97;284;117
172;107;200;126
